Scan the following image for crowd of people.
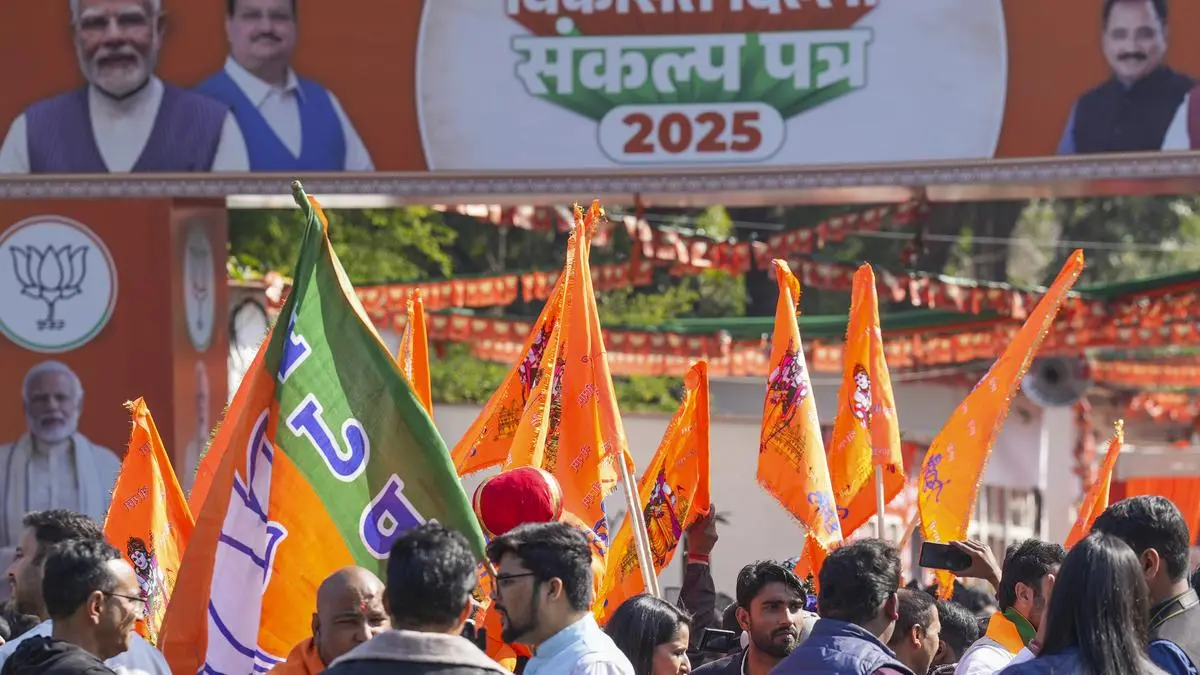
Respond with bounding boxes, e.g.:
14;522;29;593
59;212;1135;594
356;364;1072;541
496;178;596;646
0;493;1194;675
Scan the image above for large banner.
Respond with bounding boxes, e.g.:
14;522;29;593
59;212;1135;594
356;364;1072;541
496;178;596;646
6;0;1200;175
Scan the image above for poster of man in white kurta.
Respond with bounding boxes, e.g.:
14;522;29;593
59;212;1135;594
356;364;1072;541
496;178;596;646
194;0;375;172
0;362;121;579
0;0;248;174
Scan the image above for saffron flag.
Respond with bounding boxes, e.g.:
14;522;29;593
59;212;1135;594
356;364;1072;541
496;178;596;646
760;260;843;561
397;288;433;417
599;361;712;621
158;182;487;674
827;265;904;538
1066;420;1124;548
919;251;1084;596
103;398;194;646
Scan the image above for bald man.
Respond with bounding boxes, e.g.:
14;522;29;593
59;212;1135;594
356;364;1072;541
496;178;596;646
269;567;389;674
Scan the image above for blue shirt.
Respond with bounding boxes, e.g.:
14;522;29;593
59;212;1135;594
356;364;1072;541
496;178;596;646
525;615;635;675
1149;639;1198;675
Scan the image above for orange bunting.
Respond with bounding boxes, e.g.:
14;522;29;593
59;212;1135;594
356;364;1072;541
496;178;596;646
103;398;195;645
397;288;433;416
919;251;1085;597
1065;420;1124;548
760;260;843;563
599;361;712;622
827;264;904;538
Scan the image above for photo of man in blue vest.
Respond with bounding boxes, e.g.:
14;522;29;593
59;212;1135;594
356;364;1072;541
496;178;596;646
195;0;375;172
0;0;249;174
1057;0;1193;155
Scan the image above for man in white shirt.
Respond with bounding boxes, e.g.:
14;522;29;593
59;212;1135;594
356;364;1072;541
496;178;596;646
0;361;122;584
0;510;170;675
488;521;635;675
195;0;374;172
0;0;248;173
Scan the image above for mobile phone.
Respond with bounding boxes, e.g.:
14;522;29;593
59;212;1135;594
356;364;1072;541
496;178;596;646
698;627;739;653
919;542;973;572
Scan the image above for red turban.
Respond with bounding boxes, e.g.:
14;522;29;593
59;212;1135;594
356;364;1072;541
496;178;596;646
472;466;564;539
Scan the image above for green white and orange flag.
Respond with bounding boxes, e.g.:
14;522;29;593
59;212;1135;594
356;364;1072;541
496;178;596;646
919;251;1084;596
599;361;711;622
1065;419;1124;548
158;183;486;674
827;265;904;538
103;398;194;646
760;259;842;573
397;288;433;417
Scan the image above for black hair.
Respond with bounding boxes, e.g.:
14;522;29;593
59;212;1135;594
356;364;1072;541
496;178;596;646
605;594;691;675
1041;533;1152;675
949;582;997;617
735;561;805;610
226;0;297;17
1092;495;1191;582
386;523;477;629
996;539;1066;611
887;589;936;648
487;521;593;612
41;539;122;621
1103;0;1168;26
720;602;739;632
818;539;901;625
934;599;980;657
22;510;103;564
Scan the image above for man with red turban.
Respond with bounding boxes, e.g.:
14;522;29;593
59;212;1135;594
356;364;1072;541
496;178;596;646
471;467;608;671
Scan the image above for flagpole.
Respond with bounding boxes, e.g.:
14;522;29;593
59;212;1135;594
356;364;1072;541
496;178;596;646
617;455;660;597
874;466;886;540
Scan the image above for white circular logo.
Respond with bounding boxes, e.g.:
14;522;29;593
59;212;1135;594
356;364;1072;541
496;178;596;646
183;225;215;352
0;215;118;353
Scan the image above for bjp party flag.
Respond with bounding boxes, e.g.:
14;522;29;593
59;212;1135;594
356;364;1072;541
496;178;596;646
828;265;904;538
760;259;843;559
158;183;486;674
919;250;1084;596
103;398;194;646
600;361;712;621
1066;420;1124;548
397;288;433;417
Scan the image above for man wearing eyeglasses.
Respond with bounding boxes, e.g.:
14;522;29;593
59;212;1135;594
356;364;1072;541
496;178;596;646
0;511;169;675
0;539;140;674
0;0;248;174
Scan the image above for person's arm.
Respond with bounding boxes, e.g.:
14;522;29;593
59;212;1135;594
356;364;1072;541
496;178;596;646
0;115;30;174
1162;98;1190;151
1148;639;1197;675
951;540;1001;591
328;93;375;172
1056;103;1078;155
210;113;250;172
679;508;720;645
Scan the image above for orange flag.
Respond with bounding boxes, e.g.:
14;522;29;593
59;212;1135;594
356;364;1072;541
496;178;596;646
103;398;195;646
828;265;904;538
397;288;433;417
1065;420;1124;548
919;251;1084;596
760;260;843;565
599;361;712;622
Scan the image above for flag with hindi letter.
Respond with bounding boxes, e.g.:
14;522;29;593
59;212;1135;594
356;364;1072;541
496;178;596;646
103;398;194;646
599;361;711;621
919;251;1084;596
397;288;433;417
1065;420;1124;548
828;264;904;538
158;182;486;674
760;260;843;565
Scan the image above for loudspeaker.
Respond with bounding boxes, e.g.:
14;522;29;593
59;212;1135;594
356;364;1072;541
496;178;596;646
1021;357;1091;407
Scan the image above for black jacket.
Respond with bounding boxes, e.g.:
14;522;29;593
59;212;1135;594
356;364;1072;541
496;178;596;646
0;637;114;675
325;629;510;675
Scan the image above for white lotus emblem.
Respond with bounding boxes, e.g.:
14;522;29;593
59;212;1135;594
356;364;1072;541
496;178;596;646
9;244;90;330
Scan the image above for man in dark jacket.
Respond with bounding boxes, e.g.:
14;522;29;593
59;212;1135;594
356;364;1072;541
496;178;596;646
324;523;508;675
774;539;915;675
693;561;808;675
1;539;141;675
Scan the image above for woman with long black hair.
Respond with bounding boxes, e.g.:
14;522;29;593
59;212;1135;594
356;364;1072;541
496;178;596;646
605;595;692;675
1003;532;1164;675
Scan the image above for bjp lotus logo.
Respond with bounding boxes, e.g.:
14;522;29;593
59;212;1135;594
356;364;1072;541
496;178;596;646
10;244;90;330
0;216;117;353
